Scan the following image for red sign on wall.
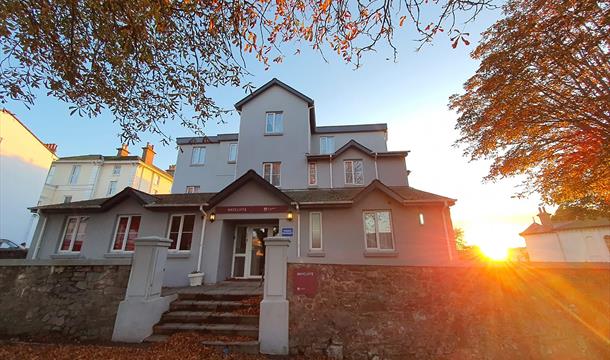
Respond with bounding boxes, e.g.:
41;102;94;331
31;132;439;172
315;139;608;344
293;268;318;297
215;205;289;214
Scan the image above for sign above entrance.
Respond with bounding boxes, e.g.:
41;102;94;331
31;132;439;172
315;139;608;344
215;205;289;214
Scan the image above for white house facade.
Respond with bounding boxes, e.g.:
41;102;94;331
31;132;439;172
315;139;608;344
39;143;173;206
27;79;457;287
520;208;610;262
0;110;58;245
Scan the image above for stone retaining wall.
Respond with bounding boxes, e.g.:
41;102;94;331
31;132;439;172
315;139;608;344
287;263;610;359
0;263;131;341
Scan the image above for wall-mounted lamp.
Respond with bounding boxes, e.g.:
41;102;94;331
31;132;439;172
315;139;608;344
209;212;216;223
287;211;294;221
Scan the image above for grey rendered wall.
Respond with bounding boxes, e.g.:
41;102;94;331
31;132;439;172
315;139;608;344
310;131;387;154
28;198;202;287
236;86;310;189
377;156;409;186
290;190;455;265
172;141;237;193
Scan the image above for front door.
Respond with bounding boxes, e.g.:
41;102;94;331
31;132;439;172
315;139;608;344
231;226;277;278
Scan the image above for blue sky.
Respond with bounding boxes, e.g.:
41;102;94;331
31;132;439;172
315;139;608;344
4;6;541;248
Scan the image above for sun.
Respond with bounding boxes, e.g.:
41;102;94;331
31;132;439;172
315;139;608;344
479;242;509;261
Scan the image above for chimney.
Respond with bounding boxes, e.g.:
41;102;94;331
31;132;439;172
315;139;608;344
165;164;176;176
116;144;129;157
537;207;552;227
45;143;58;154
141;142;156;165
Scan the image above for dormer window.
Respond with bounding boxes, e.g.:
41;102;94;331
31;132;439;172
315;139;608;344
265;112;283;134
344;159;364;185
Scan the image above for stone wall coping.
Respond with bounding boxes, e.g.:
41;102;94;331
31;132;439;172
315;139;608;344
135;236;172;247
0;258;132;266
287;260;610;269
264;236;291;246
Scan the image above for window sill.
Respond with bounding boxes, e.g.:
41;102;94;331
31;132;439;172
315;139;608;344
190;164;206;167
51;253;82;259
307;251;325;257
363;250;398;258
264;133;283;136
227;161;236;164
167;252;191;259
104;252;133;258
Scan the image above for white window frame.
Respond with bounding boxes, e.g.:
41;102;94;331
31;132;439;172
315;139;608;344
111;215;141;252
58;216;88;253
191;146;206;165
262;162;281;187
344;159;364;185
362;210;395;251
185;185;200;193
107;180;118;196
46;165;56;184
153;173;160;185
265;112;283;134
112;165;121;176
166;214;196;252
308;162;317;186
320;136;335;154
419;212;425;225
228;143;238;163
309;212;323;251
69;165;81;185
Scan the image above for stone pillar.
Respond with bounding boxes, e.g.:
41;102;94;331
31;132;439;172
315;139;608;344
112;236;177;342
259;236;290;355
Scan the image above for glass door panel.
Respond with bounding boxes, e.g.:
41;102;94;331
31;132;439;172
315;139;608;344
249;228;267;277
232;226;247;278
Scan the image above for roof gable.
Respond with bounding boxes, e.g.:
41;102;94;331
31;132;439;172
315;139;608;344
352;180;406;205
206;169;294;208
234;78;314;110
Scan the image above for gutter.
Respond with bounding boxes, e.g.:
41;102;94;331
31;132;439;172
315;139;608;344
197;204;208;273
374;152;379;179
329;154;333;189
296;203;301;258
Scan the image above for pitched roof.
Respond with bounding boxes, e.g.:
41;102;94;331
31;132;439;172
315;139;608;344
520;217;610;236
307;139;409;160
1;109;58;158
234;78;314;111
57;155;141;161
32;179;455;213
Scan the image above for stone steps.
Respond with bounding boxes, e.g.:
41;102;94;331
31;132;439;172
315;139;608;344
160;310;258;325
177;293;260;301
170;300;252;312
153;323;259;337
201;339;260;355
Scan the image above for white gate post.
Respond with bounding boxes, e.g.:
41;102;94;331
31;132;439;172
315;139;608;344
259;236;290;355
112;236;176;342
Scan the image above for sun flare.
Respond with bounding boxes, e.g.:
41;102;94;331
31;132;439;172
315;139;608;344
479;242;509;261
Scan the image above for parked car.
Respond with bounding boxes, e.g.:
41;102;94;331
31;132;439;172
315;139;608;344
0;239;28;259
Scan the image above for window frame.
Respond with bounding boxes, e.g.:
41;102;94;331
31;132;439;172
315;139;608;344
110;215;142;252
344;159;364;185
107;180;118;196
308;162;317;186
185;185;200;193
153;173;160;185
57;216;88;253
191;146;206;166
112;165;121;176
46;165;56;184
418;212;425;225
63;196;72;204
362;210;395;251
265;112;284;135
166;214;197;252
228;143;238;163
320;136;335;154
69;165;81;185
262;162;281;187
309;212;323;251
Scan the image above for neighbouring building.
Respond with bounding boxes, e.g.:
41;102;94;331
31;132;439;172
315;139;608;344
520;207;610;262
27;79;457;286
38;143;173;206
0;110;58;245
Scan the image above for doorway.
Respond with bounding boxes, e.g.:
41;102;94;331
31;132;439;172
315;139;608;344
231;225;278;278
